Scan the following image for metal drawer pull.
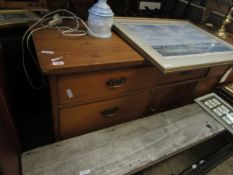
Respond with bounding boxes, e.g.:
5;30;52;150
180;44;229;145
150;107;156;113
180;71;190;75
106;77;126;88
101;107;119;117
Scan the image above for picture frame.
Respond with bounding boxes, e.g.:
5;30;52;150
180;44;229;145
113;18;233;72
0;10;39;28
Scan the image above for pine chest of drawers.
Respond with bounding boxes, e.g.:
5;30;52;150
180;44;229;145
33;28;232;140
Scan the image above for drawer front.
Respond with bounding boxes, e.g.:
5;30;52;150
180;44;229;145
58;67;157;105
60;91;150;138
156;69;208;85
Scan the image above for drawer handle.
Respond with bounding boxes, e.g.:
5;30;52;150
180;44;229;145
106;77;126;88
150;107;156;113
180;71;190;75
101;107;119;117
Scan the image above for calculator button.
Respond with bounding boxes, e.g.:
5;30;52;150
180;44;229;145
213;109;222;116
208;100;217;107
204;101;213;109
221;105;230;113
217;107;224;114
222;116;232;124
226;113;233;123
195;93;233;135
213;98;221;105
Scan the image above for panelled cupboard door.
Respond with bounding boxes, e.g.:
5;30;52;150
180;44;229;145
149;82;198;113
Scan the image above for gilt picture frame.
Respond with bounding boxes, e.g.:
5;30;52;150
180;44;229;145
113;18;233;72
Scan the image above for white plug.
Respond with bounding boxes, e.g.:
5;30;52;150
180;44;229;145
48;14;63;27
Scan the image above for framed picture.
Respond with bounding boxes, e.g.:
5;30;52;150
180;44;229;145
0;10;39;28
113;18;233;72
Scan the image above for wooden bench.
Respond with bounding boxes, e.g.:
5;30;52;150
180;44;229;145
21;104;225;175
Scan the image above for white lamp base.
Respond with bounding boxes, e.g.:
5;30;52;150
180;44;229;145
87;29;112;38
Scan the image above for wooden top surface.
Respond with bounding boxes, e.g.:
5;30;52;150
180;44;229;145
33;28;145;75
22;104;224;175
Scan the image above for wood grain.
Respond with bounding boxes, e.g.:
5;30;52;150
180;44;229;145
32;28;145;75
150;81;198;113
58;67;158;105
60;91;150;138
22;104;225;175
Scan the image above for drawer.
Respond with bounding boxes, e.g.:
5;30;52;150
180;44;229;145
58;67;157;105
156;68;208;85
60;91;150;138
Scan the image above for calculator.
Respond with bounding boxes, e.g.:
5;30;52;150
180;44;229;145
195;92;233;134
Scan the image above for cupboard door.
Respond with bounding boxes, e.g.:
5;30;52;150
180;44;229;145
149;82;197;113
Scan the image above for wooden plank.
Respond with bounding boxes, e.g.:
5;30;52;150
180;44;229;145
21;104;225;175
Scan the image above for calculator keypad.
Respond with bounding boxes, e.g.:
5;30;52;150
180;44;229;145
195;93;233;134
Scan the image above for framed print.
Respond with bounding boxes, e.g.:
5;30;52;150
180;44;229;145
113;18;233;72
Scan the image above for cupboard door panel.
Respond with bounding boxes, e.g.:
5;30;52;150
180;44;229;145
150;82;197;113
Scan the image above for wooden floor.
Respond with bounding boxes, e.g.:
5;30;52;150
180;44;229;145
21;104;225;175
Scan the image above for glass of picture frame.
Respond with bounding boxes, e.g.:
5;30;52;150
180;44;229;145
113;18;233;72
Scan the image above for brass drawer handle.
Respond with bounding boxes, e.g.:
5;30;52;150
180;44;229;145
106;77;126;88
180;71;190;75
150;107;156;113
101;107;119;117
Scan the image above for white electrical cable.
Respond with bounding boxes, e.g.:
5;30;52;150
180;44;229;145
26;26;48;67
23;26;48;90
22;9;92;89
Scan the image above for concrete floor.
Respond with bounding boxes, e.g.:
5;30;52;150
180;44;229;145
137;132;233;175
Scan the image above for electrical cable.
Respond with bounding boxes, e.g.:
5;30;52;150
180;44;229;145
22;9;92;89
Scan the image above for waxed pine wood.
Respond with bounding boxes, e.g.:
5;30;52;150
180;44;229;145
58;67;158;105
32;27;232;140
60;91;150;138
32;28;146;75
